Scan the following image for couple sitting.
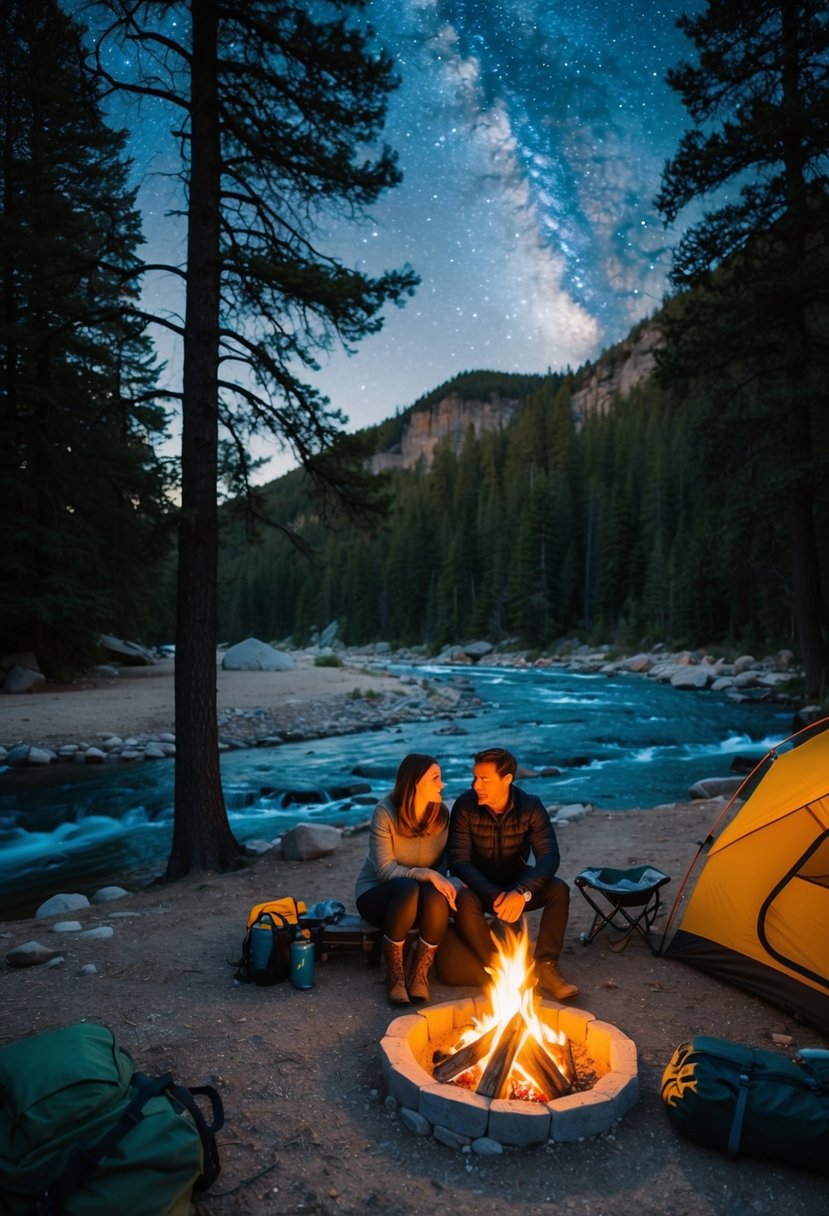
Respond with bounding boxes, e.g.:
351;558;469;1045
354;747;578;1006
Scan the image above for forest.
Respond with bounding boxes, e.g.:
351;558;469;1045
216;341;829;662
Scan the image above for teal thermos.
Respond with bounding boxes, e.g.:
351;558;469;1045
290;930;315;989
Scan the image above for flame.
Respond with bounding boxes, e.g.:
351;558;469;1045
453;921;570;1102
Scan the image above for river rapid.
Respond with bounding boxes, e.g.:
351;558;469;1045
0;661;792;920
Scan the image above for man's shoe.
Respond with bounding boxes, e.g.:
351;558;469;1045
534;959;579;1001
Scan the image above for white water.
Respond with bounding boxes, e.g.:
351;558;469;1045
0;663;791;919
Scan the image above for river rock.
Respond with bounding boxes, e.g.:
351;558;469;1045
688;776;744;800
27;746;56;765
53;921;83;932
463;640;493;659
7;941;60;967
281;823;342;861
98;634;155;665
5;745;35;766
471;1137;504;1156
91;886;130;903
399;1107;432;1136
551;802;590;823
1;664;46;694
79;925;113;940
36;892;91;918
670;666;715;689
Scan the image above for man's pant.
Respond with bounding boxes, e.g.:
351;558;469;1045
453;877;571;965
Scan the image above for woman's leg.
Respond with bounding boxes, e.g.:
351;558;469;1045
356;877;420;940
416;883;450;945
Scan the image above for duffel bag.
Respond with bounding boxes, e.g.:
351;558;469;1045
0;1022;224;1215
661;1034;829;1173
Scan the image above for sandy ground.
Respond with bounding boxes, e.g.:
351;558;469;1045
0;654;400;750
1;659;828;1216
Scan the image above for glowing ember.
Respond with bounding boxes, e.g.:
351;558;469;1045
434;923;575;1103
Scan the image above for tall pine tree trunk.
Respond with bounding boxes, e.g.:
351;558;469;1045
780;0;827;699
167;0;243;877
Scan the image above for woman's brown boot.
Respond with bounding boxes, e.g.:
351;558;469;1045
406;938;438;1003
382;936;409;1005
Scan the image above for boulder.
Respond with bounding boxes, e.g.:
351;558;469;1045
1;649;40;675
6;941;60;967
688;776;744;800
624;653;654;673
221;637;295;671
98;634;155;665
36;892;91;918
463;640;494;660
1;664;46;694
670;666;714;690
91;886;130;904
551;802;590;823
281;822;342;861
5;744;56;765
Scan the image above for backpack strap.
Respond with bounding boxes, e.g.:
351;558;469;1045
727;1069;752;1158
165;1082;225;1189
38;1072;173;1214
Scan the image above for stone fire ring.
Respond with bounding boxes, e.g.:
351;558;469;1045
379;995;638;1149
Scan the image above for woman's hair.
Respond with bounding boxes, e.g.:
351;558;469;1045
391;752;447;837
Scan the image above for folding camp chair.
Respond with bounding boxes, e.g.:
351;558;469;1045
574;865;671;954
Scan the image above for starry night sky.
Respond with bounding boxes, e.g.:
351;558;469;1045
120;0;700;477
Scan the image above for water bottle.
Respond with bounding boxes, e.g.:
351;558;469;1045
250;919;273;972
290;929;315;990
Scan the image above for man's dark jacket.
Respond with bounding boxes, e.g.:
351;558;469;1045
448;785;561;907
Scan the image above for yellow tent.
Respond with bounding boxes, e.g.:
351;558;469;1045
663;718;829;1032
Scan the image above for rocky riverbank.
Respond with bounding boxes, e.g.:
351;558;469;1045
0;659;482;769
1;639;822;772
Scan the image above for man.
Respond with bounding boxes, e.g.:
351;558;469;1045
448;746;578;1001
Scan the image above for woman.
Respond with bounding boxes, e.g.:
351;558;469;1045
355;753;457;1005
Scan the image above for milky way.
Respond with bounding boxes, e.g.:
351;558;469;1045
108;0;699;476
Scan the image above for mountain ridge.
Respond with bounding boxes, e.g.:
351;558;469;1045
363;316;662;472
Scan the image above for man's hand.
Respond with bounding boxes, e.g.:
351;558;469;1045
492;889;526;923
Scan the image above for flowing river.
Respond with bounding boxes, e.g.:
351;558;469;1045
0;661;792;920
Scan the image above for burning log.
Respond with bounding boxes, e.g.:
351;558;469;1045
433;1024;499;1083
563;1034;576;1083
516;1035;573;1098
477;1011;526;1099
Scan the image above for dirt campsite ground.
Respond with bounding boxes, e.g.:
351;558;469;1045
1;656;827;1216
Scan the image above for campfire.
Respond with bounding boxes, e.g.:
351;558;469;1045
379;924;639;1147
431;924;575;1103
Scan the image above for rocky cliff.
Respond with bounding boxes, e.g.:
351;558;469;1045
370;321;663;472
570;321;663;425
370;391;521;473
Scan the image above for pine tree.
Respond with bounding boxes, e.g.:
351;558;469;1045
656;0;829;694
91;0;418;877
0;0;172;676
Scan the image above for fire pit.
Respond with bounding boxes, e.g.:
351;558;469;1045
379;926;638;1148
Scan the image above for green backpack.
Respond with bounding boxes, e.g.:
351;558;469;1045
662;1034;829;1172
0;1023;224;1215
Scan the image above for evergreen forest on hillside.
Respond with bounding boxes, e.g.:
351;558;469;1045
216;358;829;659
